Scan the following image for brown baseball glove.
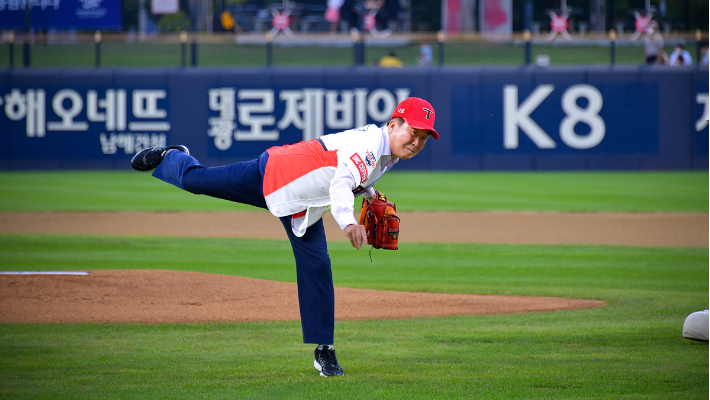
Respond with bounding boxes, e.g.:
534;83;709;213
358;190;399;250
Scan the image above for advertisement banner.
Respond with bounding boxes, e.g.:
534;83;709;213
0;67;706;170
204;87;411;158
0;0;122;30
0;77;412;163
1;86;170;161
152;0;178;15
478;0;511;33
451;82;659;155
442;0;475;33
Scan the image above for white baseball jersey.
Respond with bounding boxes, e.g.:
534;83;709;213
263;124;398;237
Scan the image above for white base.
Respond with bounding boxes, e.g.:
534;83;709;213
0;271;89;275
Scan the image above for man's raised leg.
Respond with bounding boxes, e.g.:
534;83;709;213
152;150;268;209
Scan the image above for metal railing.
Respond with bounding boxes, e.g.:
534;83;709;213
2;30;707;68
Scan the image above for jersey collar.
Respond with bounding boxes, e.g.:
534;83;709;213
381;125;399;169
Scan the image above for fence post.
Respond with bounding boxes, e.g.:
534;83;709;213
523;29;531;66
609;29;616;66
23;33;30;67
696;29;702;68
180;30;187;67
437;30;445;66
351;30;361;65
358;33;366;65
94;30;102;68
266;32;273;67
191;32;198;67
23;3;30;67
8;31;13;68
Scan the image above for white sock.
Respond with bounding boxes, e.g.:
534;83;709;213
317;344;334;350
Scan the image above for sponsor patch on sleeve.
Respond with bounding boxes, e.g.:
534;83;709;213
365;150;376;167
350;153;369;184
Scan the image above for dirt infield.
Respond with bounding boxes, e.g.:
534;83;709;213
0;270;606;323
1;211;706;323
1;211;707;247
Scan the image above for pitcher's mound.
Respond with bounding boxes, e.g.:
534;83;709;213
0;270;605;323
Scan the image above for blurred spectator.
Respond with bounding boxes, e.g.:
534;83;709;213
373;0;399;31
701;43;709;66
340;0;360;32
644;26;664;65
324;0;344;33
378;51;402;67
418;42;432;66
669;44;693;66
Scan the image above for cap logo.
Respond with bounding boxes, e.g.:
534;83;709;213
423;108;433;119
397;108;405;113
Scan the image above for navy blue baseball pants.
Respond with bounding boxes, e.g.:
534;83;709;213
152;150;335;345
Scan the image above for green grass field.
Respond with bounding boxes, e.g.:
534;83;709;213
0;171;707;399
0;171;706;213
0;42;692;68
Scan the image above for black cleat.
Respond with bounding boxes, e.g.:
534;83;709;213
314;345;344;377
131;145;189;171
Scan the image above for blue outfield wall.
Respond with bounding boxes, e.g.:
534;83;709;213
0;66;707;171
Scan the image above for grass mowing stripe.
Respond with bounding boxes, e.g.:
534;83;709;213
0;232;706;399
379;171;708;212
1;319;705;399
0;171;259;212
0;171;706;213
0;234;706;299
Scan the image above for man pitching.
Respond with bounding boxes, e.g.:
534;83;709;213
131;97;439;377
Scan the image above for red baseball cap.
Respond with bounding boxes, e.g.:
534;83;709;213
390;97;439;140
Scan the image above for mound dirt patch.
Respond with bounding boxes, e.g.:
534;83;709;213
0;270;605;323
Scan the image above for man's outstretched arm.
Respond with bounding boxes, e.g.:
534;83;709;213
330;165;376;249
